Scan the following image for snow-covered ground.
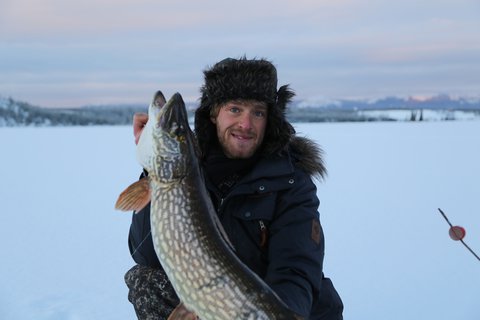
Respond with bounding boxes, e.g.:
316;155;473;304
0;121;478;319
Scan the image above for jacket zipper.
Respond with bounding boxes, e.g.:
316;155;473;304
259;220;267;248
259;220;266;232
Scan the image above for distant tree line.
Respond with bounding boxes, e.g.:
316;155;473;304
0;98;148;126
1;95;480;126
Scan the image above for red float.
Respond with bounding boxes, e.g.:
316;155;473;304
449;226;466;241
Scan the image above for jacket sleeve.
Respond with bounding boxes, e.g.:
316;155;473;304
127;172;161;268
264;169;325;317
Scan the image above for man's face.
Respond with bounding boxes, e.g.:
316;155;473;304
211;100;268;159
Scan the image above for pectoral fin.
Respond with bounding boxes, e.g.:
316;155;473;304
114;177;151;212
167;302;198;320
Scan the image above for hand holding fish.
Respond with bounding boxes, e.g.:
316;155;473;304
133;90;165;145
133;113;148;145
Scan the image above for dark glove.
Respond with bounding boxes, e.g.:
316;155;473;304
125;264;179;320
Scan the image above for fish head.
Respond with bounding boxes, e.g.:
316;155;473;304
138;92;196;181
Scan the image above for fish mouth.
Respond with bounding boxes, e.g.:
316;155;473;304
159;92;189;135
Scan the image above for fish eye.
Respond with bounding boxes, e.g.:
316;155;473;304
174;125;186;136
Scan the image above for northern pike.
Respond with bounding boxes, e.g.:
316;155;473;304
116;92;302;320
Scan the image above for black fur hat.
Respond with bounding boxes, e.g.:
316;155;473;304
195;57;296;159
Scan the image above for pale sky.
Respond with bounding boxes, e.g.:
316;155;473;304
1;0;479;107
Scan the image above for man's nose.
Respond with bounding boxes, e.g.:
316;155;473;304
237;113;253;129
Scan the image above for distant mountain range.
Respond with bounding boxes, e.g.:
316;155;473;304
1;94;479;127
292;94;480;110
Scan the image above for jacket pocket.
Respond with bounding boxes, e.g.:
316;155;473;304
223;193;278;277
232;192;276;250
232;192;276;221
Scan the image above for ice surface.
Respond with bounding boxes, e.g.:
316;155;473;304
0;121;478;319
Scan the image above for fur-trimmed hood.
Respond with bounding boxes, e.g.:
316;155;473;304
193;56;326;180
289;135;327;180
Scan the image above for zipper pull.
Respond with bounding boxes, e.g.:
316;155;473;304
259;220;268;248
219;197;225;208
259;220;266;231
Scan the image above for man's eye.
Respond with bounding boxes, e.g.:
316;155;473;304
229;107;240;113
254;110;266;117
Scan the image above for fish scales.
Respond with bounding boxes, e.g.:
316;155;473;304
151;181;261;318
118;92;302;320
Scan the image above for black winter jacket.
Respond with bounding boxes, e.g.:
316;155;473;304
128;137;343;319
